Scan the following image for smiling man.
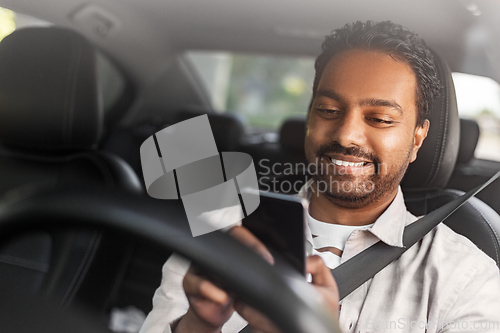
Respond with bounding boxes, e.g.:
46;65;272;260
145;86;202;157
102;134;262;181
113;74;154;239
305;46;429;226
140;21;500;333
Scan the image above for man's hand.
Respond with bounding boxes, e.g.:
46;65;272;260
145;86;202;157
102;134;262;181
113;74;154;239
233;255;340;333
306;255;340;315
174;267;234;333
174;226;274;333
234;300;282;333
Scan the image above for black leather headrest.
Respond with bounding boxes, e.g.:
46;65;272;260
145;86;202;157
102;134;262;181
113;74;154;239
0;27;102;151
401;52;460;190
456;118;480;164
174;106;245;151
279;116;306;154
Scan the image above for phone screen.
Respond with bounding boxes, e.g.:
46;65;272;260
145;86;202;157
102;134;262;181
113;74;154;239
242;191;307;276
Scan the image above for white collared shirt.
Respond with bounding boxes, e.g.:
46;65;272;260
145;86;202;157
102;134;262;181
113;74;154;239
139;183;500;333
307;212;374;269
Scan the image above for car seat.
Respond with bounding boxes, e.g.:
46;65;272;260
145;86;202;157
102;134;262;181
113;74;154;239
446;118;500;214
173;105;246;151
0;27;142;312
389;51;500;266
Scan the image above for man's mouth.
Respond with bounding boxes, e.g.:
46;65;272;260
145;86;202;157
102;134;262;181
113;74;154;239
324;154;373;166
317;154;375;174
330;158;367;167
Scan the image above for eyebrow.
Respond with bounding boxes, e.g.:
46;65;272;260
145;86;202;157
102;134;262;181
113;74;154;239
315;89;348;104
315;89;403;115
360;98;403;115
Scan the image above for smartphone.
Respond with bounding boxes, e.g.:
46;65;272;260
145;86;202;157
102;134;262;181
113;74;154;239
242;190;307;276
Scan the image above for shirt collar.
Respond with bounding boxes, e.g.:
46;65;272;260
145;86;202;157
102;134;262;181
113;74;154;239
367;186;406;247
298;179;407;248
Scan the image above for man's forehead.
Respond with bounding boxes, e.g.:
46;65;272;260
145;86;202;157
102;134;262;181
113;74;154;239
315;49;418;109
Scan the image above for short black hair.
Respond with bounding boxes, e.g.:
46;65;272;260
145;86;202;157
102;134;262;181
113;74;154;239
312;21;441;127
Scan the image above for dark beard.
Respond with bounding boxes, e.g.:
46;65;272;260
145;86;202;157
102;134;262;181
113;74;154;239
309;142;411;208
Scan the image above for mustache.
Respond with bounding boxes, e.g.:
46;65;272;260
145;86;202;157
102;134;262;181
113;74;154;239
316;142;379;164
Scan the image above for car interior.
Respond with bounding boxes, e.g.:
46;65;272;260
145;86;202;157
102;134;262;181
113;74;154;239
0;0;499;332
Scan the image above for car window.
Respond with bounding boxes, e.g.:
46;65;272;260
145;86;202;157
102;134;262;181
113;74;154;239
452;72;500;161
0;7;15;41
186;51;314;131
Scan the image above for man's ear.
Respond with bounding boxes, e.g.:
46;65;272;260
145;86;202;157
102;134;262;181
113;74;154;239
410;119;430;163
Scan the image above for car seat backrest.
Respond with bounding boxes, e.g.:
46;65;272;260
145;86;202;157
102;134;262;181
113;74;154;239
0;27;142;312
401;51;500;266
0;27;101;151
279;116;306;155
456;118;480;165
446;118;500;215
400;50;460;190
174;106;246;151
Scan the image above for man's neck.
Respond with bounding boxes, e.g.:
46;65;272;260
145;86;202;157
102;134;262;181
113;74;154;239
308;187;399;226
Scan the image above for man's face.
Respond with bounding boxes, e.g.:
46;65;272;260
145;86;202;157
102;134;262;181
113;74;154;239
305;48;429;208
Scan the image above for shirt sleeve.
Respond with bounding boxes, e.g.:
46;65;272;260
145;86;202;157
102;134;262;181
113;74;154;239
439;258;500;332
139;253;191;333
139;253;248;333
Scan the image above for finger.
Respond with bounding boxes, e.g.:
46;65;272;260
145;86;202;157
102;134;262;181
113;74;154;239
234;300;282;333
306;255;338;290
306;256;340;316
229;226;274;264
183;269;230;305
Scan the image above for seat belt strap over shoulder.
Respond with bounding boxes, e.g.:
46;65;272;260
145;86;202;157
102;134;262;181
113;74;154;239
331;170;500;301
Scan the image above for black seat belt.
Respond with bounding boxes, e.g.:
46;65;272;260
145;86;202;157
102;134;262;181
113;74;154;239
332;170;500;300
239;171;500;332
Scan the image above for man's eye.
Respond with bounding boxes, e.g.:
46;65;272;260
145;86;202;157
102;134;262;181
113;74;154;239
316;108;341;117
368;117;394;125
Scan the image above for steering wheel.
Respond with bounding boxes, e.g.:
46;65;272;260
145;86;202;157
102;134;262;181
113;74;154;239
0;187;341;333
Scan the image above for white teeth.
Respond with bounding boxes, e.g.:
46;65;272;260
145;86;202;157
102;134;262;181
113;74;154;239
330;158;365;167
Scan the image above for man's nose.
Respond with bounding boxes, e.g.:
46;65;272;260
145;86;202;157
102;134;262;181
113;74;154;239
331;110;366;147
